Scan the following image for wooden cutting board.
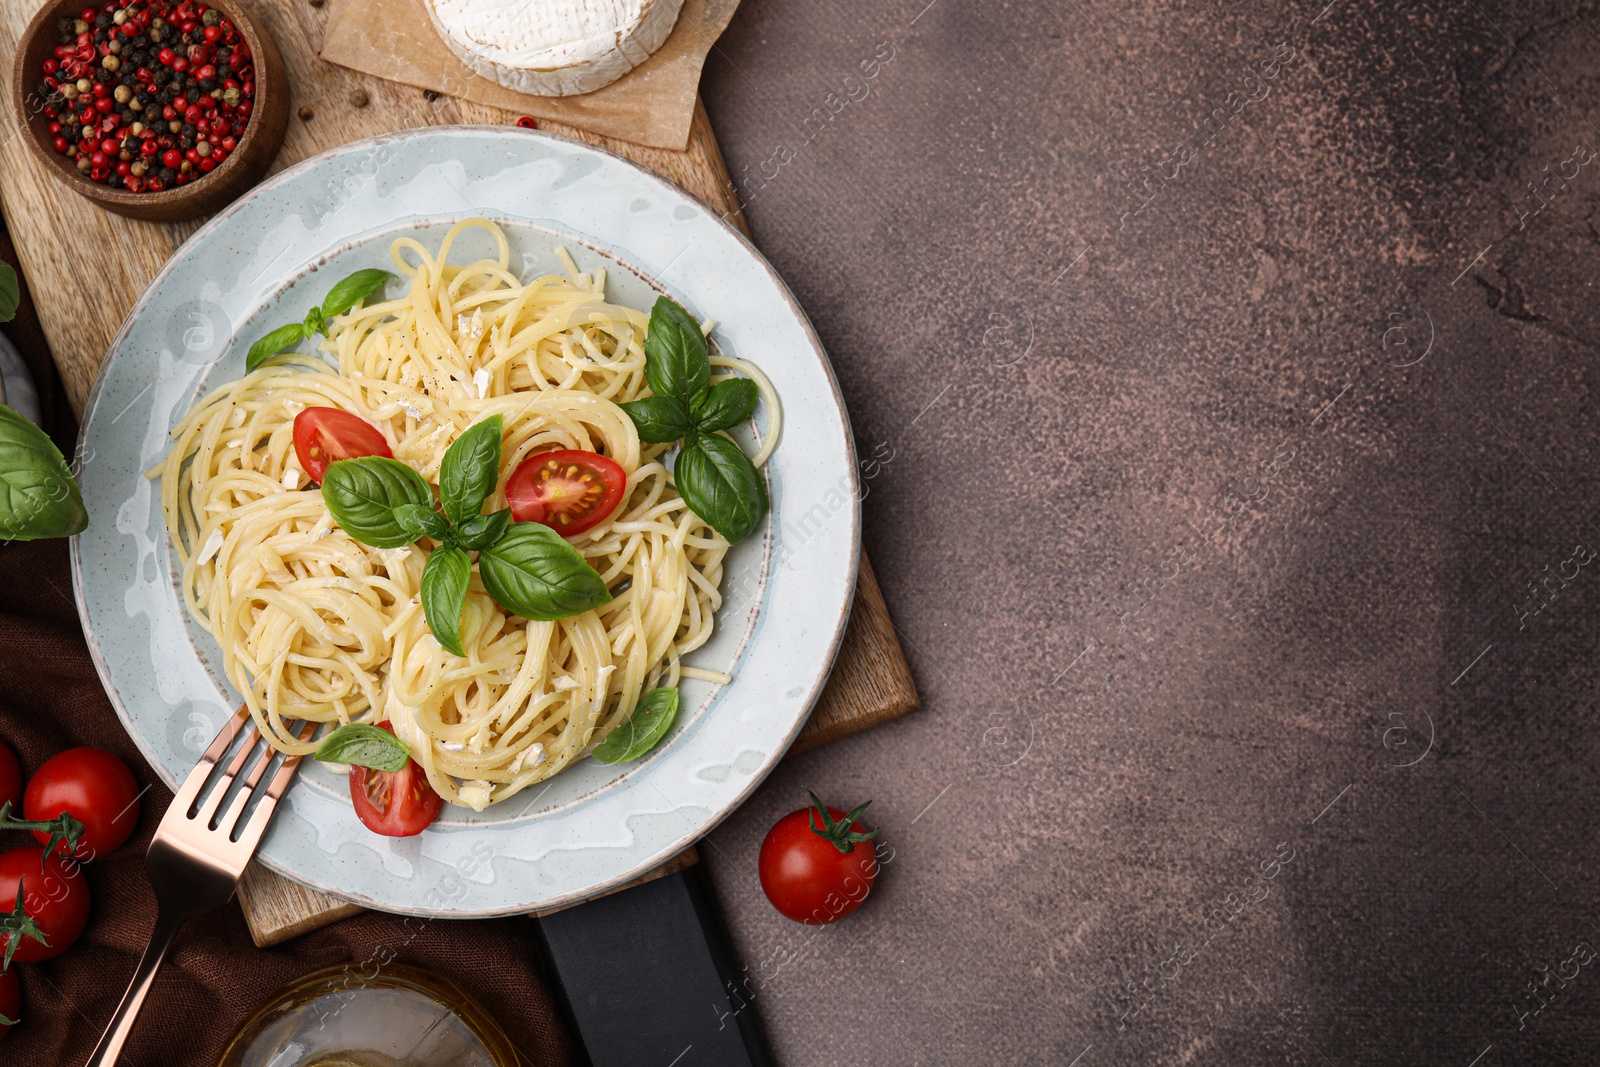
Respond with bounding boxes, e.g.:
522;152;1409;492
0;1;918;945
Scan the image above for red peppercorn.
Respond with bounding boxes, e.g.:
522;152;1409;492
184;104;202;124
196;64;216;80
198;156;215;173
158;47;175;65
184;147;199;163
147;177;164;191
79;6;94;19
203;24;221;43
220;135;235;151
516;117;537;129
211;148;227;164
99;136;116;153
47;121;61;134
115;160;131;175
52;136;69;153
162;148;181;168
121;21;138;36
236;100;251;117
42;58;58;74
89;150;106;166
140;139;159;156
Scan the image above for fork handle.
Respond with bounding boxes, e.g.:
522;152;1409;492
83;907;187;1067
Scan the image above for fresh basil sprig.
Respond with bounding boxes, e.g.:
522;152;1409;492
591;687;679;763
312;722;412;772
478;523;612;621
246;268;393;371
320;457;433;549
618;297;768;544
0;404;88;542
317;416;610;657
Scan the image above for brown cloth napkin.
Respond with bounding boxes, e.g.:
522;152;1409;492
320;0;739;150
0;226;576;1066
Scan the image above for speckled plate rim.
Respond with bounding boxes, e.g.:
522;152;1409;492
70;126;860;917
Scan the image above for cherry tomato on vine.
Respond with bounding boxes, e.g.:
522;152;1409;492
23;747;140;861
349;723;441;838
0;965;17;1037
505;449;626;536
0;745;20;815
0;847;90;964
758;791;879;925
292;407;392;484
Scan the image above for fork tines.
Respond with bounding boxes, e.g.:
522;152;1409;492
174;706;314;848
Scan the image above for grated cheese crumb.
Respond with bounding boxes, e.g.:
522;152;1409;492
195;528;225;566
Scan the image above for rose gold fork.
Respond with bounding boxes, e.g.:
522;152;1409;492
85;707;314;1067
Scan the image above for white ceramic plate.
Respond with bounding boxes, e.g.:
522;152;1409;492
71;128;859;917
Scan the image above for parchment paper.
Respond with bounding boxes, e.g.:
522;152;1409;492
320;0;738;150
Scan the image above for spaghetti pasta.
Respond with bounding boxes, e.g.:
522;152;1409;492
152;218;777;811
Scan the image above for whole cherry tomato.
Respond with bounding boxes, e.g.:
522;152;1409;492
23;747;141;862
758;792;879;924
0;847;90;964
349;723;441;837
505;449;626;537
292;407;392;484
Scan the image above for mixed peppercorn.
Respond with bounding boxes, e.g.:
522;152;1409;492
34;0;255;194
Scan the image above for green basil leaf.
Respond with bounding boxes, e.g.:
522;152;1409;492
321;268;393;320
591;687;679;763
456;507;511;551
0;263;19;324
691;377;758;434
439;416;504;524
643;296;710;407
312;722;411;772
0;404;87;541
303;304;326;338
478;522;611;621
619;395;695;443
674;434;767;544
320;457;433;548
393;503;449;541
244;322;309;371
421;544;472;657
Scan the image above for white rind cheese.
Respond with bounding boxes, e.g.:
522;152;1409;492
426;0;685;97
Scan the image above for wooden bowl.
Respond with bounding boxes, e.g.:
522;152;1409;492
10;0;289;223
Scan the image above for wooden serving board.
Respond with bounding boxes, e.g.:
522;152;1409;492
0;0;917;946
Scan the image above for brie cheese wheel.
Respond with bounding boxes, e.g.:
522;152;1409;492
426;0;685;97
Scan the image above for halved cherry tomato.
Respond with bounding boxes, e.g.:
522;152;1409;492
348;722;441;838
505;449;626;537
292;407;392;484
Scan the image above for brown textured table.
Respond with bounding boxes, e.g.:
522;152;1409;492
692;0;1600;1065
0;2;917;945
